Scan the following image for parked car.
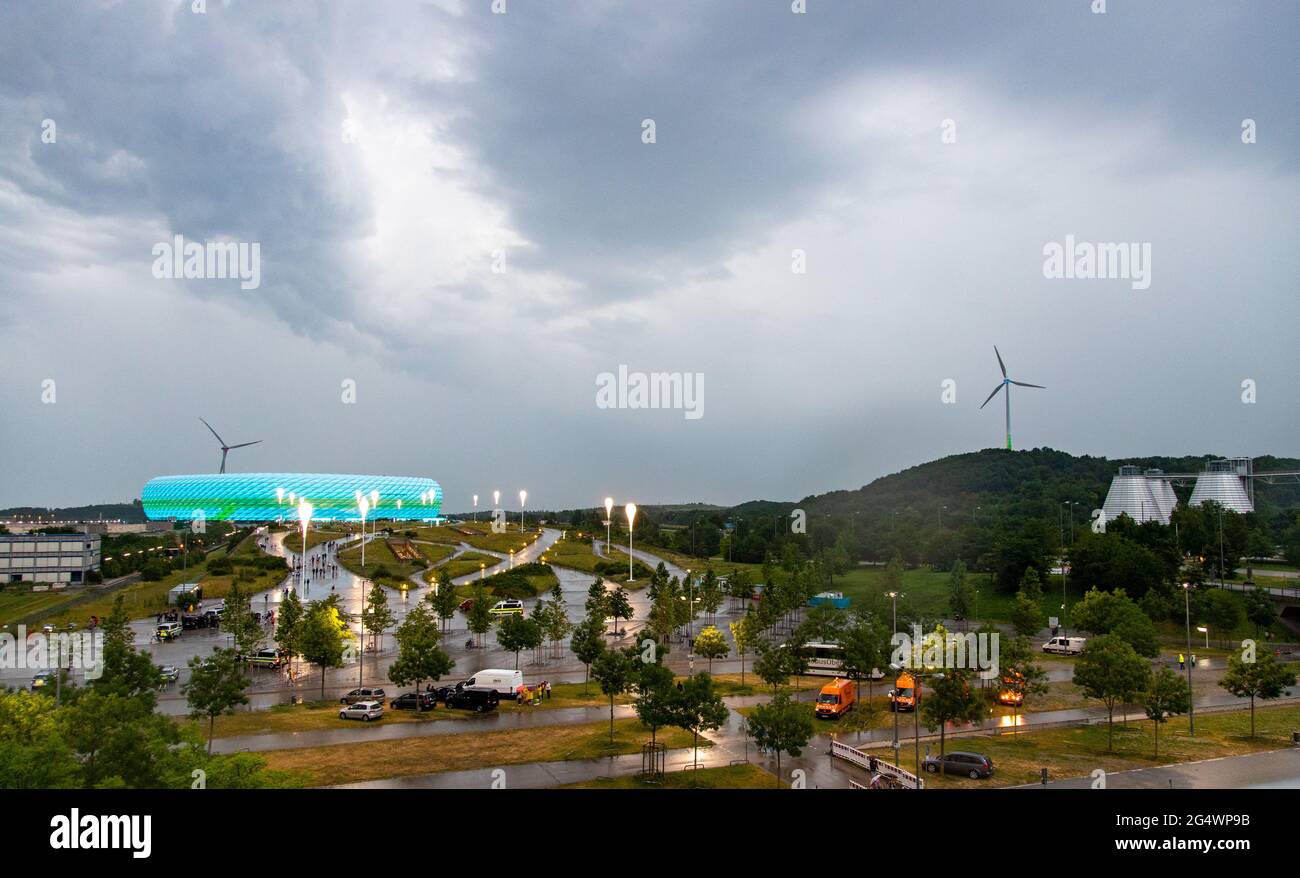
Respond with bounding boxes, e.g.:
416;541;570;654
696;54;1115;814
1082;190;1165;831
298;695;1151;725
1041;636;1086;655
244;649;284;669
159;665;181;685
339;700;384;721
922;751;994;779
489;598;524;616
444;686;500;713
341;687;386;704
156;621;182;641
30;672;52;690
458;598;474;611
390;691;437;711
427;682;462;702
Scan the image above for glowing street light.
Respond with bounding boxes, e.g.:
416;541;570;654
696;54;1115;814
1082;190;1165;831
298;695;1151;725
473;494;479;522
297;500;314;580
604;497;614;552
480;562;486;581
276;487;285;505
1197;625;1210;649
493;490;500;508
358;497;370;567
519;490;527;532
625;502;637;582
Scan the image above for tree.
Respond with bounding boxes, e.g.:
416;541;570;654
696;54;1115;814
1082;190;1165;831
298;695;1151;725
919;668;984;768
1143;667;1191;757
1070;587;1159;657
607;586;633;635
1018;566;1044;603
670;673;729;769
496;614;533;670
465;581;493;647
746;693;814;788
1242;587;1276;636
388;604;453;707
754;638;800;695
729;613;757;686
275;589;305;675
428;570;459;633
584;578;609;624
570;617;606;694
93;594;161;701
1219;649;1296;736
540;581;572;658
1011;591;1041;637
223;581;264;669
590;648;635;742
183;648;248;754
1073;634;1152;750
997;635;1049;734
947;559;973;624
299;597;353;700
632;661;676;748
839;612;887;707
1200;589;1244;647
693;626;729;673
363;581;394;653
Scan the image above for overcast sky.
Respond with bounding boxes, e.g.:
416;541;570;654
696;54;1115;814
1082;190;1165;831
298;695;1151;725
1;1;1296;511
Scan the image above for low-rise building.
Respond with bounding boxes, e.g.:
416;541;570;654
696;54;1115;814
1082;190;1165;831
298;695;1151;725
0;532;101;585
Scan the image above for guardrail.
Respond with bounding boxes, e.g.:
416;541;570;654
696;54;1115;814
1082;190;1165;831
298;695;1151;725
830;739;923;789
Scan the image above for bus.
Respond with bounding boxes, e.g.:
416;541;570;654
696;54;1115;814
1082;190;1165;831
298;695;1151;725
800;641;883;679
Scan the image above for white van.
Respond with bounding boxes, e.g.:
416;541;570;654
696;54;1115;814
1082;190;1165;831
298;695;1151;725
1042;636;1086;655
156;622;182;641
463;669;524;697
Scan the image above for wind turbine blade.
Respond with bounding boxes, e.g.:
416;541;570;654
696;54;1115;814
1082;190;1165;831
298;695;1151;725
979;384;1005;409
994;346;1007;379
198;417;226;446
227;440;262;449
1009;381;1045;389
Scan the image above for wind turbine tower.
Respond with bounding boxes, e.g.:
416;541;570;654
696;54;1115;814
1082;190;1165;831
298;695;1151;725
979;346;1044;450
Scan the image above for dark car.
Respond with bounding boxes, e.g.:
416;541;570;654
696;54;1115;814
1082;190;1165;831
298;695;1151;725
922;751;994;779
427;680;466;702
390;691;437;711
341;687;387;704
458;598;474;611
444;686;499;713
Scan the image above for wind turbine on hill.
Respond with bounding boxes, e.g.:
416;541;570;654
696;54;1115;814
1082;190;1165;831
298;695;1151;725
979;346;1044;450
199;417;262;473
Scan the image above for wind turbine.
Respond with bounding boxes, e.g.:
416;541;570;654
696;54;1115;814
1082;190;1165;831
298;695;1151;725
979;346;1044;450
198;417;262;473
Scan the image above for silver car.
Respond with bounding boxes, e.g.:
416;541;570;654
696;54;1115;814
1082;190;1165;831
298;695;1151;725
339;700;384;722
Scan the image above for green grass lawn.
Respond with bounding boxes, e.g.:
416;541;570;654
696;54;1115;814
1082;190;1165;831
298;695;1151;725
428;552;504;582
562;762;782;789
279;528;348;554
260;718;702;786
411;522;540;554
0;588;75;626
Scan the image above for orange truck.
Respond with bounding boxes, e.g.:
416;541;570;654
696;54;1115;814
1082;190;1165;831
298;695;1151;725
815;678;856;719
889;672;919;712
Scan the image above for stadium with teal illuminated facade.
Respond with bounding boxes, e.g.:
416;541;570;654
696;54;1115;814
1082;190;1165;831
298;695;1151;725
141;474;442;523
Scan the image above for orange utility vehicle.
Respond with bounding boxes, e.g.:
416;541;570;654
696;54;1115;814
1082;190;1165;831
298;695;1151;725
815;678;855;719
889;671;919;712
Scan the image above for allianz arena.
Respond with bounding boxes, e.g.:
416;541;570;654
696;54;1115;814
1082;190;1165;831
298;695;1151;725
141;473;442;522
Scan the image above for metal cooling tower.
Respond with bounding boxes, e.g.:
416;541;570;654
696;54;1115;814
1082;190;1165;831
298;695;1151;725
1188;460;1254;513
1144;469;1179;519
1102;465;1169;524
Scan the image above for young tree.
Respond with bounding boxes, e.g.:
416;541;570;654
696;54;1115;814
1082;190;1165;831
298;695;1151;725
754;638;799;696
570;616;606;694
388;604;453;708
729;613;757;686
693;625;729;673
590;648;635;742
428;569;459;633
465;581;493;647
746;693;814;788
1242;587;1276;636
698;569;724;625
299;597;353;700
541;581;572;658
183;648;249;754
1011;591;1041;637
839;612;887;708
584;578;609;624
1143;666;1191;757
496;614;532;670
948;559;973;625
1219;648;1297;737
275;589;305;675
919;668;984;769
223;581;264;671
1072;634;1152;750
94;594;160;701
632;660;676;748
607;586;634;636
998;635;1049;735
670;673;729;769
363;581;394;653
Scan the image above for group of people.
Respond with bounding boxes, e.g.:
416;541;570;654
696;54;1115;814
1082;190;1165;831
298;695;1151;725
515;680;553;704
292;540;341;588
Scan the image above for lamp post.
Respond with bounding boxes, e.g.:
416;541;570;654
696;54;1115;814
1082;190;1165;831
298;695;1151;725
519;490;527;533
473;494;478;522
1183;582;1195;736
604;497;614;552
357;497;370;567
298;500;313;588
891;662;943;781
370;490;380;541
1197;625;1209;649
886;590;902;751
480;562;486;581
625;503;637;582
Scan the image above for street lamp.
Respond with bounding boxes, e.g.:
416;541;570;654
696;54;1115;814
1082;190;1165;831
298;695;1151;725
1183;582;1195;736
276;487;284;505
604;497;614;552
297;500;314;585
357;497;370;567
493;490;500;510
886;591;903;751
625;503;637;582
1197;625;1209;649
480;562;486;581
890;661;943;780
519;490;527;532
473;494;478;522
